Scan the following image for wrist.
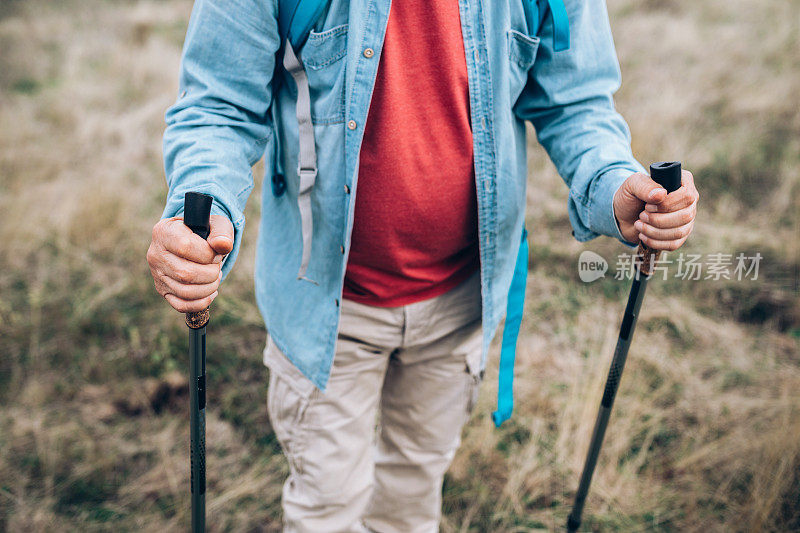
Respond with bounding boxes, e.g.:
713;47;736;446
597;169;640;247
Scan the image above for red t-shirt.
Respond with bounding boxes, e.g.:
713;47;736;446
343;0;478;307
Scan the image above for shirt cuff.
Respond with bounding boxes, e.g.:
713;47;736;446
590;167;641;247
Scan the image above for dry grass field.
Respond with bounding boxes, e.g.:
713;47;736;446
1;0;798;531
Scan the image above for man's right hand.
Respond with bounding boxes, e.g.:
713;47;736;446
147;215;234;313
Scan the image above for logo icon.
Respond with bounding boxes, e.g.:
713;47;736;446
578;251;608;283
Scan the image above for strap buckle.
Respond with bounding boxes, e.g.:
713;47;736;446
297;166;317;195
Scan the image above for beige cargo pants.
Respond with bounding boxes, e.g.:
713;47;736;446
264;272;483;532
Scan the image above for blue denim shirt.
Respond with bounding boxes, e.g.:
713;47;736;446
162;0;645;390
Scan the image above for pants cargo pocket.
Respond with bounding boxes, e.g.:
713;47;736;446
464;365;483;417
265;336;316;475
464;344;483;417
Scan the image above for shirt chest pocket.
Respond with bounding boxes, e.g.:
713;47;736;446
299;24;348;125
507;29;540;107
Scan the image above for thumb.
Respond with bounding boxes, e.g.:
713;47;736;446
207;214;234;256
625;172;668;204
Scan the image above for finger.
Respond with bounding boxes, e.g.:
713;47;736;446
158;271;221;301
625;172;668;204
675;169;695;190
634;219;694;241
156;251;221;285
164;291;219;314
160;218;217;264
644;181;700;213
644;189;696;213
639;233;688;252
152;270;171;297
639;203;696;228
207;215;234;256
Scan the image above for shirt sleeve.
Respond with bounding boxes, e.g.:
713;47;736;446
162;0;280;278
514;0;645;246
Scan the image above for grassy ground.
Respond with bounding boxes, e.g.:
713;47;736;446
1;0;798;531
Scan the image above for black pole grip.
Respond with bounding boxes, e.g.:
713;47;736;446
650;161;682;194
184;192;213;240
183;192;213;330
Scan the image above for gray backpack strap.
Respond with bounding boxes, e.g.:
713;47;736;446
282;38;318;282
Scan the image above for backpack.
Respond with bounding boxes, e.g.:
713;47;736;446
275;0;571;426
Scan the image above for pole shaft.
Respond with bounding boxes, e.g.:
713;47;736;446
566;161;681;530
189;326;206;533
567;273;649;532
182;191;212;532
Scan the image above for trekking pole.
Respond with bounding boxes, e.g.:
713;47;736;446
183;191;213;533
566;162;682;532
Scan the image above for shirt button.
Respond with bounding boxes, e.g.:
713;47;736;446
347;120;357;130
339;245;345;254
344;184;350;194
363;47;374;58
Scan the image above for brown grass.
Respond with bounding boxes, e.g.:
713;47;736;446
1;0;798;531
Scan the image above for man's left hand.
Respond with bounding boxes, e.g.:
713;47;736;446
613;169;699;250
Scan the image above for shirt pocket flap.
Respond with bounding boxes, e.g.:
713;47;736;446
507;29;540;70
301;24;348;70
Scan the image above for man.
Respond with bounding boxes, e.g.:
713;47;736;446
147;0;699;530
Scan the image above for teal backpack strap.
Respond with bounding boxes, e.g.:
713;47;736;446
492;227;529;427
523;0;571;52
277;0;330;280
279;0;330;50
491;0;569;427
546;0;570;52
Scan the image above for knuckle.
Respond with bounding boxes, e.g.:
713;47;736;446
152;220;170;241
173;267;192;284
147;246;162;266
176;240;193;259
